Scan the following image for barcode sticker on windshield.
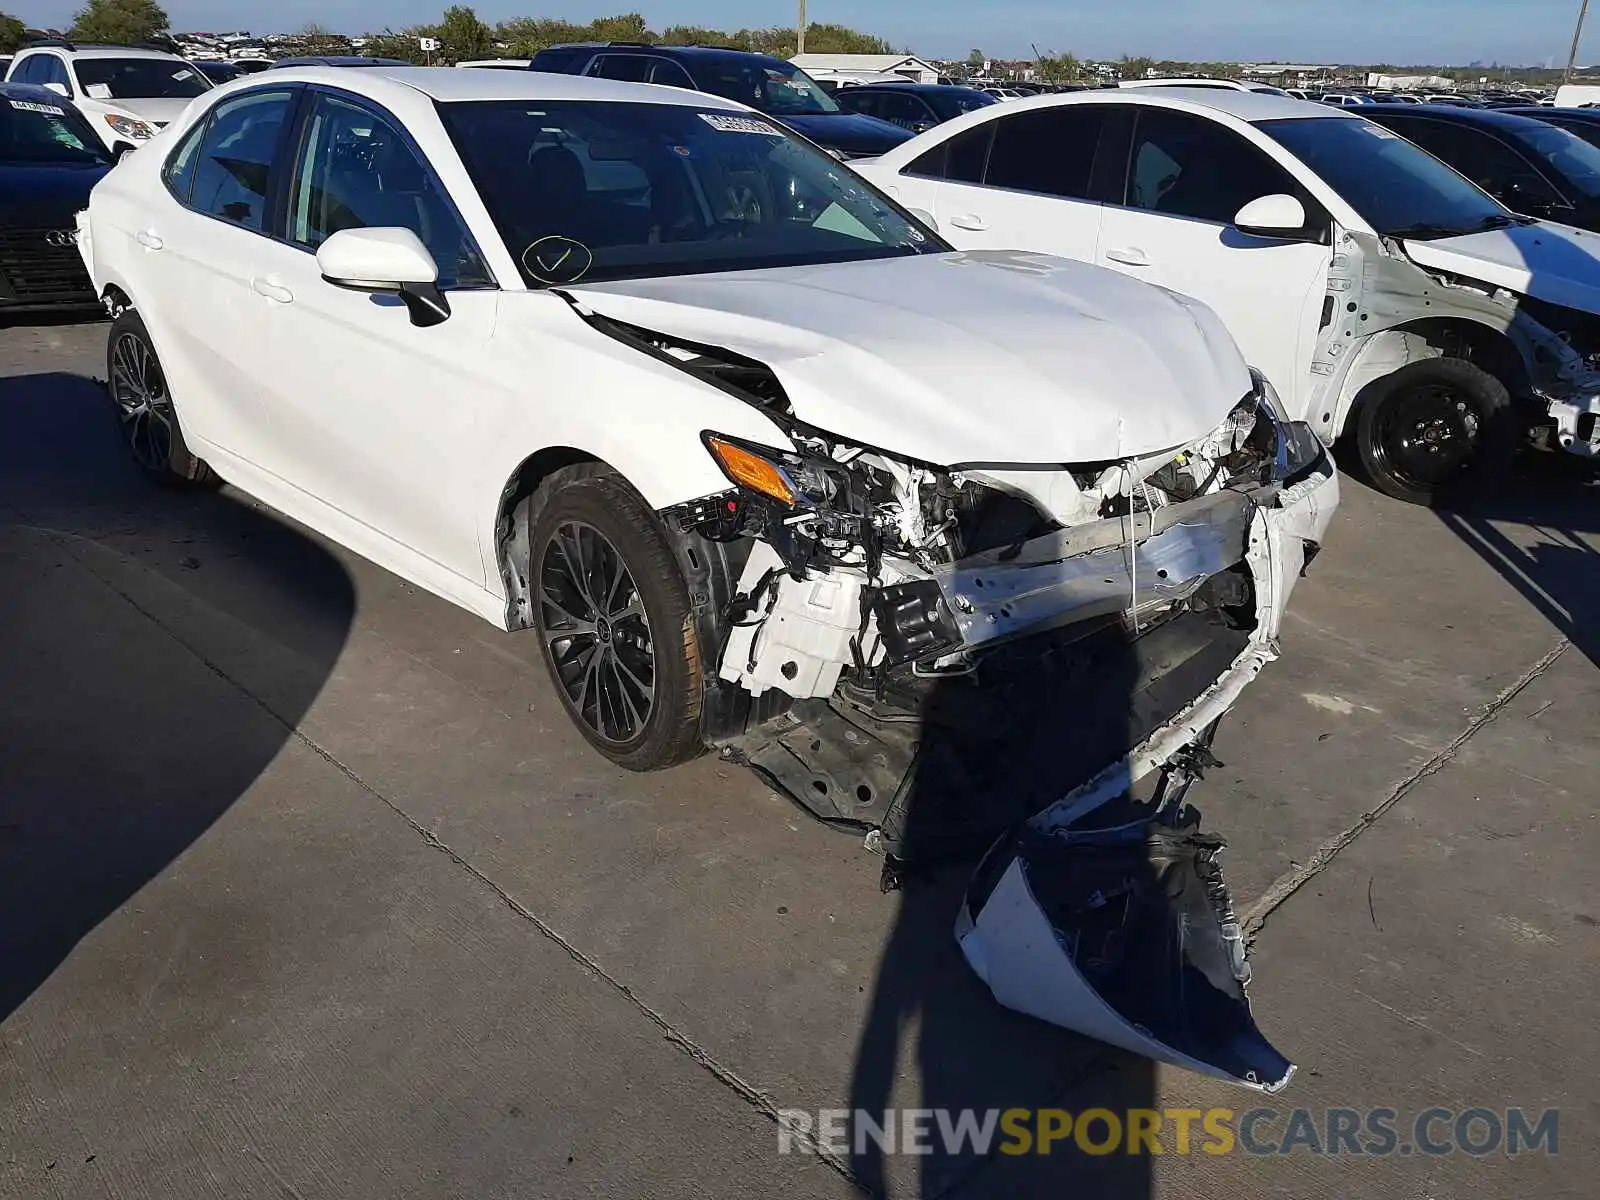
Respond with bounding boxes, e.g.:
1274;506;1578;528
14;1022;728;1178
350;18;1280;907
698;113;782;136
1363;124;1400;138
7;100;65;115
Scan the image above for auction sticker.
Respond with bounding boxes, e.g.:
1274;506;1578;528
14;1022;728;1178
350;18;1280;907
7;100;65;115
698;113;782;136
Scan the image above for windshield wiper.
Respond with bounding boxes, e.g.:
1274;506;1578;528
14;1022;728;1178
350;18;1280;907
1382;222;1468;240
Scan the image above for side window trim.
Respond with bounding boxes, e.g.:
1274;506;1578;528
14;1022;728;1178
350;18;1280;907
903;118;994;183
977;107;1106;202
1114;105;1331;239
167;84;305;241
161;114;211;205
284;85;496;291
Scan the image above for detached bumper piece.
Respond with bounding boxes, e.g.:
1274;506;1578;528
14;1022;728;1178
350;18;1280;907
957;813;1294;1093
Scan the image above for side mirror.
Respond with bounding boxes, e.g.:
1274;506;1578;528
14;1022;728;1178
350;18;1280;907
42;82;70;98
907;207;938;231
1232;193;1309;237
316;227;450;327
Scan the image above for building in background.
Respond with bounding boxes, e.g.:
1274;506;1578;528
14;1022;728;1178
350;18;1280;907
789;53;941;84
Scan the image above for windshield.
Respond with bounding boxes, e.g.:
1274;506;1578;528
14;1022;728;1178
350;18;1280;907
441;100;943;287
1513;123;1600;197
74;58;212;100
929;89;996;120
1262;115;1512;238
0;95;113;165
691;58;840;115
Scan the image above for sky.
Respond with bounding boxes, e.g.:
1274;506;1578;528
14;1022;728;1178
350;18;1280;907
10;0;1591;67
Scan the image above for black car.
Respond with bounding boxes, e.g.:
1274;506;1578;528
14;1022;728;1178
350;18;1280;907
1363;104;1600;231
834;82;995;133
0;83;113;313
192;59;242;84
1497;105;1600;149
526;42;912;158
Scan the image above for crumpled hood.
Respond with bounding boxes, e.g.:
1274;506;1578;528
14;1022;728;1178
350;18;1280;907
1402;220;1600;314
568;250;1251;466
98;97;193;127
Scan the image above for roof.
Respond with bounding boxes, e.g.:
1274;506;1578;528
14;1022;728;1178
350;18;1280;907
270;56;409;68
790;53;937;73
16;44;187;61
1039;86;1349;123
253;65;749;109
1362;103;1569;134
1501;105;1598;120
851;82;983;95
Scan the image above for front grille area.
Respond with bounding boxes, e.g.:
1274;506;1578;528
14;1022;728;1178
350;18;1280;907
0;227;93;302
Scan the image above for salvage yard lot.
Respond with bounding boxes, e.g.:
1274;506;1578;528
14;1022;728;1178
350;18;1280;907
2;317;1597;1199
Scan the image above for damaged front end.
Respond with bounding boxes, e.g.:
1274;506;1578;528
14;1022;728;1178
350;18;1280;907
620;312;1335;1090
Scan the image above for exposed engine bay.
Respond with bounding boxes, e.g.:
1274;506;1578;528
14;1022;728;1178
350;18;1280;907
607;313;1333;857
569;304;1337;1092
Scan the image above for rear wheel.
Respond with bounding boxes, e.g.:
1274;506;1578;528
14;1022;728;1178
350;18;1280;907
1356;357;1516;506
106;309;216;487
526;465;705;771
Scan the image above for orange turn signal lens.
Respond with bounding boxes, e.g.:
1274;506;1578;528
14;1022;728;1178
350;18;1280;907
706;437;798;506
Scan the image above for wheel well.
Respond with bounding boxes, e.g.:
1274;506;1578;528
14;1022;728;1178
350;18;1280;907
494;447;605;629
100;284;132;316
1336;318;1528;438
1387;318;1528;394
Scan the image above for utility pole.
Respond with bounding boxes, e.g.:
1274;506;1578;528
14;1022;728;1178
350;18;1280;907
1567;0;1591;83
797;0;806;55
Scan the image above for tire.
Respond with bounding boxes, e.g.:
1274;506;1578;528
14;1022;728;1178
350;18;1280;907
106;309;217;487
1355;357;1517;506
525;464;705;771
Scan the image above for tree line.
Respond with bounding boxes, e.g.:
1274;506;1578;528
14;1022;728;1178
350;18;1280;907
0;1;893;62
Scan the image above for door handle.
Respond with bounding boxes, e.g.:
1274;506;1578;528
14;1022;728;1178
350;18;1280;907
135;230;163;250
1104;246;1151;267
251;277;294;304
948;214;988;231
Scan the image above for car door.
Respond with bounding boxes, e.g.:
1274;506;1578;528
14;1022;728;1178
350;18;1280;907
131;85;301;458
1094;105;1333;414
932;105;1110;261
240;88;498;587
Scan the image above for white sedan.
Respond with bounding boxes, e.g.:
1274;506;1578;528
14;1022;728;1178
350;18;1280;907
857;87;1600;504
77;65;1337;1088
76;67;1337;778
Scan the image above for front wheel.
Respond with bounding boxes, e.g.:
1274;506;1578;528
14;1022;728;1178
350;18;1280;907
525;464;705;771
106;309;216;487
1356;357;1516;506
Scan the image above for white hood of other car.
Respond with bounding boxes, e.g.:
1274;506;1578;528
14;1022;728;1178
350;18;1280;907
568;251;1251;466
100;97;193;127
1402;220;1600;315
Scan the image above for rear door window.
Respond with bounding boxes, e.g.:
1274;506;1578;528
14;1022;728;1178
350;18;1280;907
1123;107;1304;223
589;55;653;84
187;88;296;233
983;107;1105;199
905;122;992;183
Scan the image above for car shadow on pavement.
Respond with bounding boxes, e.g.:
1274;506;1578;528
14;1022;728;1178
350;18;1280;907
0;370;354;1023
1435;458;1600;669
845;616;1203;1199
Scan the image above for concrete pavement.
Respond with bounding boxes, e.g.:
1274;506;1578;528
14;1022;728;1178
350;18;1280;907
2;319;1595;1199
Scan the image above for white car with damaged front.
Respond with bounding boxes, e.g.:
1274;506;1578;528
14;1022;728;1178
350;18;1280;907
78;67;1336;1088
857;87;1600;505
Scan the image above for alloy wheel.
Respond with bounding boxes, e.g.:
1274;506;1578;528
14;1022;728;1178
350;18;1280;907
109;331;173;474
539;520;656;745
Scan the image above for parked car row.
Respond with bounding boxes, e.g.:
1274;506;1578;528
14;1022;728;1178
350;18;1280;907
857;87;1600;502
19;48;1600;1096
61;64;1344;1090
